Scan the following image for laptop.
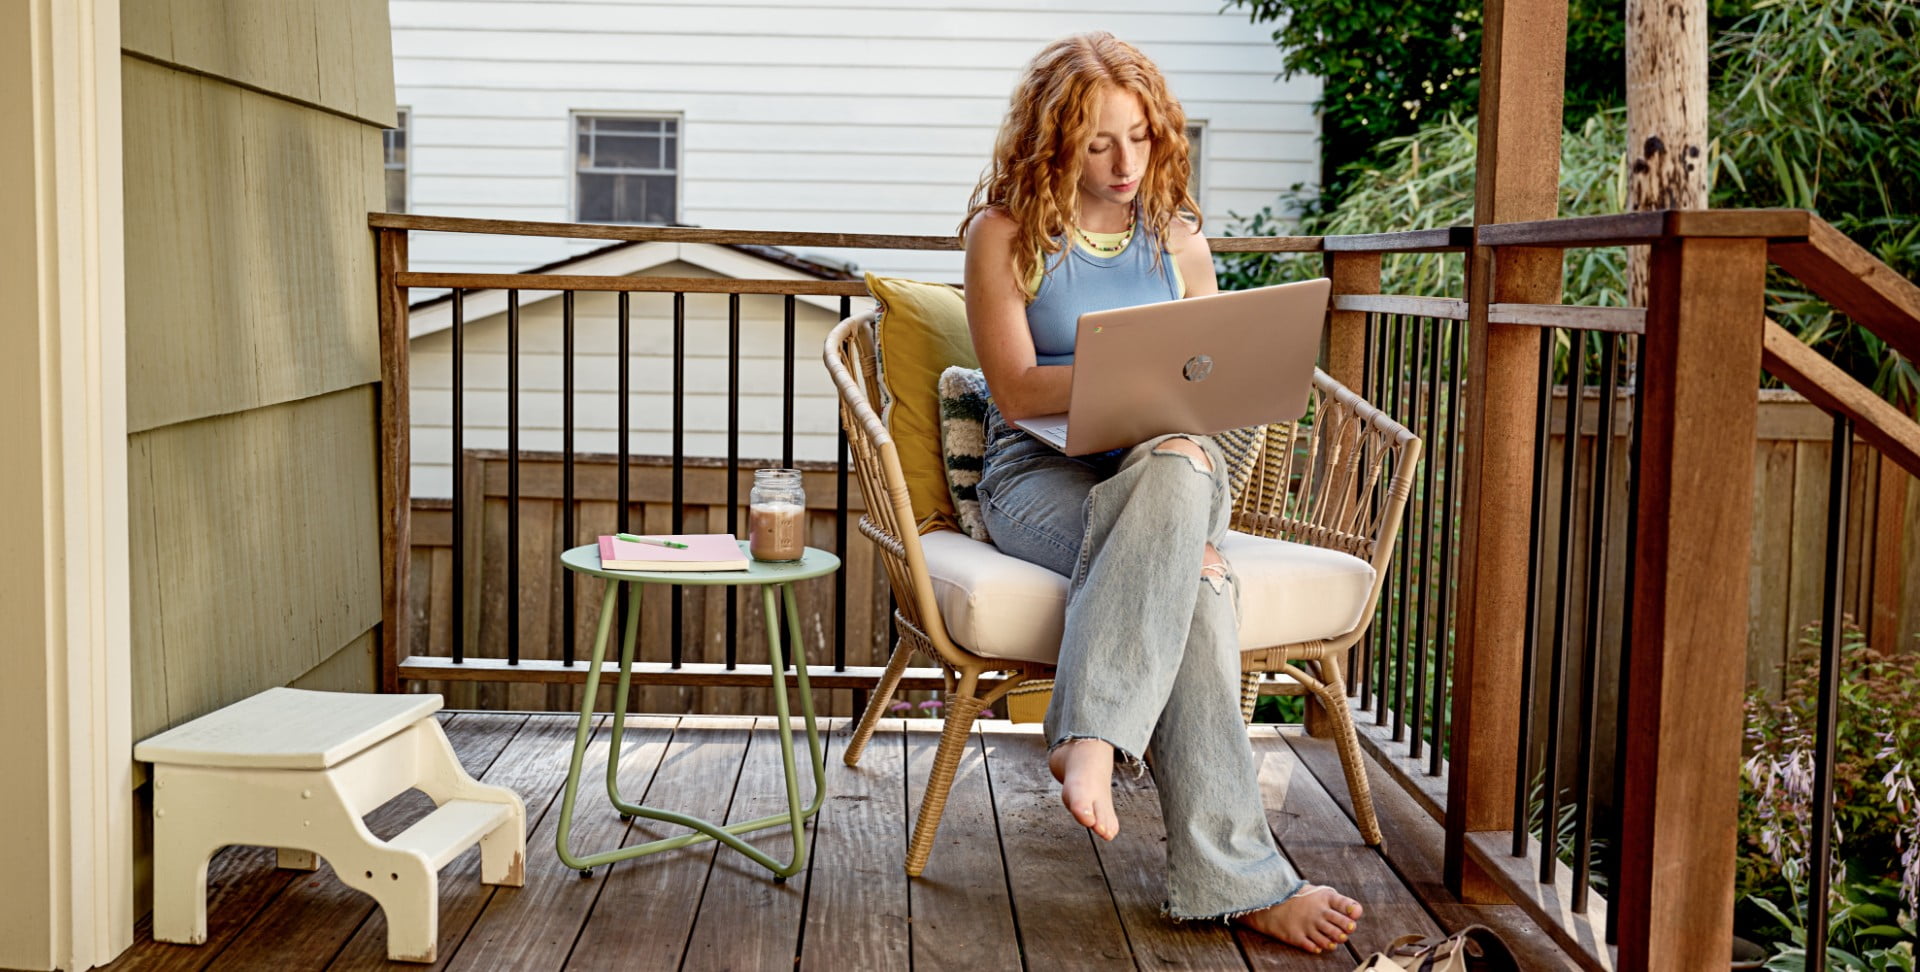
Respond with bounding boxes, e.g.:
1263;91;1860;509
1012;277;1331;455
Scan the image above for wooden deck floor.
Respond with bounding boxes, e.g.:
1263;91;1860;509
107;713;1576;971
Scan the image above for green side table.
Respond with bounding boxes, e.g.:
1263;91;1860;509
554;541;840;881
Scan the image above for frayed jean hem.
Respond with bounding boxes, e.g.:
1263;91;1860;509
1162;879;1309;923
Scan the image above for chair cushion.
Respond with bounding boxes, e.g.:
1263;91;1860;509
865;273;979;534
937;366;992;542
919;529;1376;664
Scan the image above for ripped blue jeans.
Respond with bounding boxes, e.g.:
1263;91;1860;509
976;400;1305;920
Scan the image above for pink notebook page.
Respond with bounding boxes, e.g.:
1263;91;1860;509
595;534;748;570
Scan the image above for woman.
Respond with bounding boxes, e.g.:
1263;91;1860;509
959;32;1364;954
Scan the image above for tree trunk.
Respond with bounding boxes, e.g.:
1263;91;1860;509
1625;0;1709;309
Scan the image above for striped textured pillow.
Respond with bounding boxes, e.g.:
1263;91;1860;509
936;366;992;542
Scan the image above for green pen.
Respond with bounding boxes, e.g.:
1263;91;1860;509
616;532;690;549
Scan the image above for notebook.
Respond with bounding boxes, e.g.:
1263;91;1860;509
595;534;749;571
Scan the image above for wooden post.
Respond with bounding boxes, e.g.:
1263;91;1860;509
377;228;412;694
1323;251;1380;390
1614;236;1767;971
1444;0;1567;902
1625;0;1709;308
1870;454;1908;657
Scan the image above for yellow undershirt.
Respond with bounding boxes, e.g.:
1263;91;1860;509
1025;228;1186;301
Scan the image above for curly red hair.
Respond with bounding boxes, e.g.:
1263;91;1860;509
961;32;1200;289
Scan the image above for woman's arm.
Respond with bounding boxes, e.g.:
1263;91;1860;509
963;209;1073;420
1169;213;1219;299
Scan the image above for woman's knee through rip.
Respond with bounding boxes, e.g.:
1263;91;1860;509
1150;437;1230;584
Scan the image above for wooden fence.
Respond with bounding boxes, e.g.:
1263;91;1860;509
406;387;1914;725
1523;386;1913;804
405;450;891;718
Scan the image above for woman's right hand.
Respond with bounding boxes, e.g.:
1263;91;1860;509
963;209;1073;420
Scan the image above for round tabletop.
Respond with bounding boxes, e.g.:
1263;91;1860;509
560;542;841;585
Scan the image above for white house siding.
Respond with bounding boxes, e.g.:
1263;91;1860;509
391;0;1321;282
409;256;847;497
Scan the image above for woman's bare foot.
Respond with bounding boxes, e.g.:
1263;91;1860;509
1047;739;1119;840
1233;885;1363;954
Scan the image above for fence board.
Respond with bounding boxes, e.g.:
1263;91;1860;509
408;452;885;717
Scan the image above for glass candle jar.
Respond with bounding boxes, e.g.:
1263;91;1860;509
748;468;806;562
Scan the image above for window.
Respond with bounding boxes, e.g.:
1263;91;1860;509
574;114;679;224
1184;122;1205;207
383;108;409;213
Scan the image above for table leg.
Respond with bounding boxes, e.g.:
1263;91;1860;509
552;576;831;879
604;581;644;812
555;584;622;873
780;582;828;818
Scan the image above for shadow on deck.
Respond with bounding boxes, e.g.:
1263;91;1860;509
106;714;1576;970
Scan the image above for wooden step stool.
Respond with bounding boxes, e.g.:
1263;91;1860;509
135;688;526;963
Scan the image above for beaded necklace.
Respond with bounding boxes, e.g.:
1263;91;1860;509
1073;205;1136;255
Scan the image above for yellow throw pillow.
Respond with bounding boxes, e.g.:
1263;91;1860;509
865;272;979;534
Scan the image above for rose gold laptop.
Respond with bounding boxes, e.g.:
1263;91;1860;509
1012;278;1332;455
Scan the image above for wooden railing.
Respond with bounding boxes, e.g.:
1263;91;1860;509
370;209;1920;971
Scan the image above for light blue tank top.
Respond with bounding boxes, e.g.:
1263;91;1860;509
1025;221;1182;366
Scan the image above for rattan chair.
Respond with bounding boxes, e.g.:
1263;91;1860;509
826;309;1418;875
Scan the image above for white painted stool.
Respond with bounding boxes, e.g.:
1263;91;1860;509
136;688;526;964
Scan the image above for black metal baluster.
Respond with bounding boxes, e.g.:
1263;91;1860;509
1514;329;1556;854
617;293;631;682
562;291;576;666
1571;332;1619;911
1392;313;1416;733
1608;334;1649;944
452;289;465;665
835;296;851;673
1806;414;1851;972
780;296;797;663
1353;308;1378;699
1361;311;1382;710
1430;316;1466;777
672;293;685;666
726;293;740;670
507;289;520;666
1411;314;1442;757
618;293;631;534
1540;330;1585;881
784;296;797;467
1378;313;1405;725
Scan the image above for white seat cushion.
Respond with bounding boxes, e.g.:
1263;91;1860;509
918;528;1377;664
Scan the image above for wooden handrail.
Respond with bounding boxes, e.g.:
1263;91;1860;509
1477;208;1812;248
1761;319;1920;475
1769;216;1920;365
368;211;1323;254
1323;226;1474;252
397;272;873;296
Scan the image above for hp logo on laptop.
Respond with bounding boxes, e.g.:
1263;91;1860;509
1182;355;1214;382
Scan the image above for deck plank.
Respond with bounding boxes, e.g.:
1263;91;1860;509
107;714;1584;972
327;713;590;970
443;716;678;972
679;717;840;971
1236;728;1373;972
1280;730;1580;970
977;723;1136;970
798;720;910;972
117;846;300;972
1254;727;1439;960
905;720;1021;972
1094;764;1250;971
561;717;749;972
200;715;525;972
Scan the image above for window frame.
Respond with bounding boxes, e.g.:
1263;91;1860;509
1184;120;1207;211
383;106;410;214
569;110;684;225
